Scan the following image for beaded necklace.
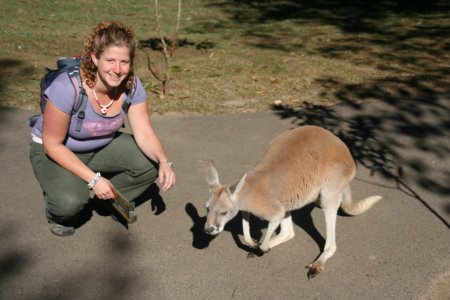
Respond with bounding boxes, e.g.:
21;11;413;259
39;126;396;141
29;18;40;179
92;89;115;115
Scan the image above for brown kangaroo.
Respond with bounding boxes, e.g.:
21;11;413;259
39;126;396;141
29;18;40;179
203;126;382;278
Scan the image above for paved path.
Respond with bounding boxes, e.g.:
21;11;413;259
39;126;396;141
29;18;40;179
0;98;449;299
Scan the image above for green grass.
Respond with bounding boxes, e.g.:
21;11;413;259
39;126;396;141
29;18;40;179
1;0;449;114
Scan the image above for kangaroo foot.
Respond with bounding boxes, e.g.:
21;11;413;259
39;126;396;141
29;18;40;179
306;261;324;279
245;238;259;249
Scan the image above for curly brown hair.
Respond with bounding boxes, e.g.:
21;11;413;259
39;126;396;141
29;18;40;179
81;21;136;90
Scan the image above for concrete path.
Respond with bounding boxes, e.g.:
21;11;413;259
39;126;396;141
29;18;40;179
0;98;449;299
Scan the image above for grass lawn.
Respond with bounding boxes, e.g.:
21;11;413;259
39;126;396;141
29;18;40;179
1;0;449;114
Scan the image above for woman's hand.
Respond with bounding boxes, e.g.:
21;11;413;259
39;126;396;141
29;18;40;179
92;177;116;200
159;163;176;192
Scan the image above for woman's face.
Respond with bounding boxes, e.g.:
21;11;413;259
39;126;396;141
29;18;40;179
91;45;131;89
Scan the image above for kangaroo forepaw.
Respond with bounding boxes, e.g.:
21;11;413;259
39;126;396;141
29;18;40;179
245;239;259;249
247;245;267;258
306;262;324;279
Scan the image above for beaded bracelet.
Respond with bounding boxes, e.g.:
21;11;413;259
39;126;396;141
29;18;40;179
87;172;101;190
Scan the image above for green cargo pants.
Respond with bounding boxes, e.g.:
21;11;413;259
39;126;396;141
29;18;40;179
29;132;158;226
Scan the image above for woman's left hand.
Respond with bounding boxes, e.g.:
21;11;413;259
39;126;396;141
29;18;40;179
159;163;176;192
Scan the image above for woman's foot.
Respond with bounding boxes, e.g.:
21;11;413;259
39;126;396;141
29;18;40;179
49;223;75;237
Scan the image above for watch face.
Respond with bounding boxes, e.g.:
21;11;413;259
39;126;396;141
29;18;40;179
162;160;173;166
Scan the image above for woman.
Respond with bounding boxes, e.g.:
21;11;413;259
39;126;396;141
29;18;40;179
29;21;176;236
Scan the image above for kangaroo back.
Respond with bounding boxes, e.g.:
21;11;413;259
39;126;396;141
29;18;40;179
244;126;356;211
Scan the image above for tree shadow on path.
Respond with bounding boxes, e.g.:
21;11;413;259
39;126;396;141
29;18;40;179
272;93;450;230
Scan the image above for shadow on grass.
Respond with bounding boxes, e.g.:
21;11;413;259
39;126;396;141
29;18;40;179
0;59;25;109
205;0;450;51
139;37;215;51
202;0;450;102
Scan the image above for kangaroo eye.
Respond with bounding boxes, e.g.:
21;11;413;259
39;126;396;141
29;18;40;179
219;211;227;216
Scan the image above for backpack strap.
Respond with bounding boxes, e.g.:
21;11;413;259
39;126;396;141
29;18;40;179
68;68;134;132
66;66;89;132
66;65;83;112
122;94;132;112
75;88;89;132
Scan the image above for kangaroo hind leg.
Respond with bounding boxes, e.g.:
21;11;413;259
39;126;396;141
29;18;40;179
308;190;340;279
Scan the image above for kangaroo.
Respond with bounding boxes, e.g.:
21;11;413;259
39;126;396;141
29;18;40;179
203;126;382;278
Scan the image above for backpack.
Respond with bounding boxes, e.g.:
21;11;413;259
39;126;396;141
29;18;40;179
26;56;132;131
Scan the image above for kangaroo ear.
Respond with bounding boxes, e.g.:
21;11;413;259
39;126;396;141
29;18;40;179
229;173;247;195
203;160;220;188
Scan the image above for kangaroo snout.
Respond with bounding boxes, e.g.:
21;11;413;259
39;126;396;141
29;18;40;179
204;226;214;234
204;224;221;235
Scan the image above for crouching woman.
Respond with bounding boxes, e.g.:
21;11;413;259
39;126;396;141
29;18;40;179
29;21;175;236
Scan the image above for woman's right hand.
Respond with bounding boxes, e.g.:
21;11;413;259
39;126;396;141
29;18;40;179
92;177;116;200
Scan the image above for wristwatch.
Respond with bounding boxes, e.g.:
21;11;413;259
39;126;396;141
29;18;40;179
161;160;173;167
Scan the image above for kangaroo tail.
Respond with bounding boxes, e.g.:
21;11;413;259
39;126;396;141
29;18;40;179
340;184;382;216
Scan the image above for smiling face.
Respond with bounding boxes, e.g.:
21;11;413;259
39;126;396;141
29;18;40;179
204;186;240;235
91;45;131;90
